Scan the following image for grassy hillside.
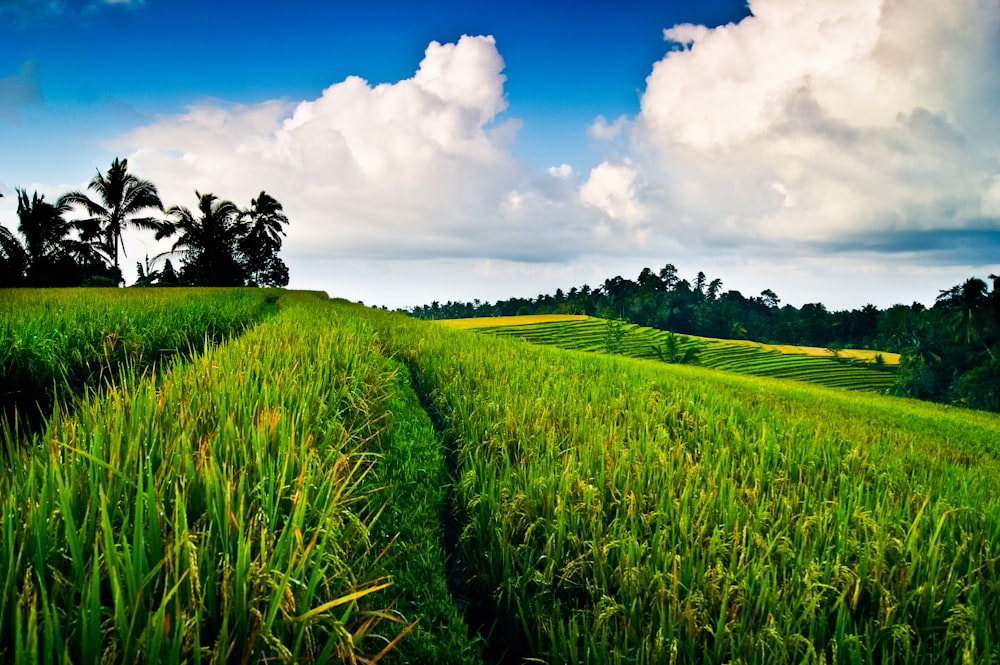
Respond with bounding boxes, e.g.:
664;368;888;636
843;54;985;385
3;294;999;664
0;287;282;435
374;309;1000;664
0;291;474;664
443;314;900;393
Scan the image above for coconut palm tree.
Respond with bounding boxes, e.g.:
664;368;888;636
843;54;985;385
238;190;289;287
59;157;163;283
938;277;994;359
242;191;287;245
943;278;988;343
159;191;246;286
15;189;104;286
0;223;28;286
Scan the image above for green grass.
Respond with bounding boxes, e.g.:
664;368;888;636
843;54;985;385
4;295;999;664
0;294;473;664
445;316;898;393
369;310;1000;664
368;359;484;664
0;287;284;436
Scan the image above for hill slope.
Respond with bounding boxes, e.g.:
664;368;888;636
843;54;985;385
443;314;899;392
371;306;1000;663
6;295;1000;665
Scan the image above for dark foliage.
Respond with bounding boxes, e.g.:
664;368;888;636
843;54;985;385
157;190;289;287
409;265;1000;412
0;160;290;288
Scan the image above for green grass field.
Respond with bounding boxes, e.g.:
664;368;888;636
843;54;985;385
381;310;1000;664
0;287;283;436
0;291;473;664
443;314;900;393
2;292;998;664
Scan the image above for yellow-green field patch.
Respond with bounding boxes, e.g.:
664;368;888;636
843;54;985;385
733;339;900;364
447;315;899;392
445;314;899;365
441;313;590;329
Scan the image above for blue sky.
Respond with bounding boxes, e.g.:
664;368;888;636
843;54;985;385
1;1;749;176
2;0;999;309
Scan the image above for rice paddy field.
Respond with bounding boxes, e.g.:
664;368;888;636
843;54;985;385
0;287;284;435
1;290;999;664
442;315;900;393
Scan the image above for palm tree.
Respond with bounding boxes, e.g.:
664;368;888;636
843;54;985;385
133;251;179;287
242;191;287;245
938;277;993;359
0;223;28;286
653;332;700;364
238;191;289;287
159;191;246;286
15;189;102;286
59;157;164;282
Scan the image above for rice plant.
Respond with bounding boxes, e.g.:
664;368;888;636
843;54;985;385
373;309;1000;664
0;287;281;437
6;294;997;663
0;295;418;663
445;315;899;393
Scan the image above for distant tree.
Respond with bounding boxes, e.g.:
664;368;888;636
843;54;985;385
694;271;706;297
160;191;246;286
15;189;101;286
238;191;289;287
937;277;993;358
637;267;659;292
707;278;723;301
951;358;1000;411
134;258;157;287
602;275;637;317
653;332;700;364
59;157;164;285
0;223;28;286
798;303;831;346
892;350;940;401
133;252;179;287
658;264;679;291
760;289;780;309
874;303;924;352
850;304;881;347
889;278;1000;410
988;274;1000;341
604;318;627;354
155;258;177;286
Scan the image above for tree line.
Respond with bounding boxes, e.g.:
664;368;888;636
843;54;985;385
0;158;289;288
409;264;1000;412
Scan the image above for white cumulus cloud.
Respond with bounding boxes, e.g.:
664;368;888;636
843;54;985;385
54;4;1000;307
580;158;649;227
588;114;630;141
117;36;621;267
624;0;1000;258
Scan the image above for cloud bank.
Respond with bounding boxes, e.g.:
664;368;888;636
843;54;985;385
106;1;1000;306
120;35;612;265
623;0;1000;261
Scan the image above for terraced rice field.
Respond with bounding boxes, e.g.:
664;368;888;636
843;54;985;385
375;308;1000;664
6;294;998;664
443;315;899;392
